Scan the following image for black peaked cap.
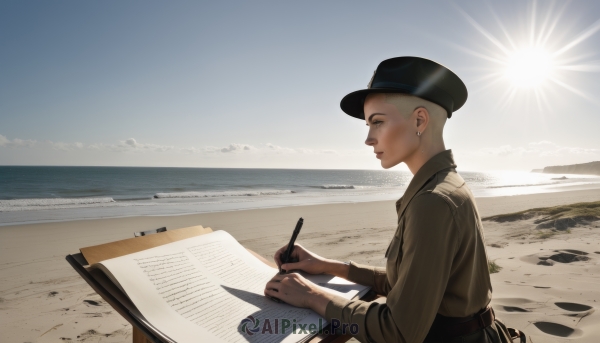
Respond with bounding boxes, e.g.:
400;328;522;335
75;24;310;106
340;57;467;119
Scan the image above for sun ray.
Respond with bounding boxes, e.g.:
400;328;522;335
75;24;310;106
452;2;512;56
533;88;544;112
555;51;597;65
485;0;517;50
496;87;518;112
470;76;506;96
529;0;537;46
442;40;507;65
557;63;600;72
539;1;570;47
470;71;505;85
502;88;519;111
553;18;600;56
535;0;556;46
535;86;553;112
548;76;600;105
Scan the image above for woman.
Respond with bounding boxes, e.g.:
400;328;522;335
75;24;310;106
264;57;523;343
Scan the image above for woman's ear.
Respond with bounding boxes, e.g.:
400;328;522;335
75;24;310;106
414;107;430;133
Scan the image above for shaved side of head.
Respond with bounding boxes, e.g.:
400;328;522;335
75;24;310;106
382;93;447;136
383;93;446;120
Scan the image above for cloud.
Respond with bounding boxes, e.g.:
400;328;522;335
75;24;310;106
0;135;9;146
220;144;254;153
181;143;255;154
50;141;84;151
121;138;174;152
53;138;174;153
0;134;36;148
265;143;341;155
12;139;37;148
125;138;138;147
297;148;337;155
1;135;170;152
265;143;296;154
472;141;600;157
477;145;527;156
180;147;204;154
0;135;353;158
177;142;344;156
180;146;221;154
528;140;557;148
107;138;174;152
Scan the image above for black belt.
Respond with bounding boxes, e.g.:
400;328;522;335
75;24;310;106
424;306;495;341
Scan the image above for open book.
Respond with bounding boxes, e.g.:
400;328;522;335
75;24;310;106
90;230;370;343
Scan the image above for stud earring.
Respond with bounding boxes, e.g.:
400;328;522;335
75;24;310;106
417;131;421;136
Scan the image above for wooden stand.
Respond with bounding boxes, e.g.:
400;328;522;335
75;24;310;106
133;328;153;343
67;225;374;343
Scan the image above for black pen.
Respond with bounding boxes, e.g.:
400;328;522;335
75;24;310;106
279;217;303;274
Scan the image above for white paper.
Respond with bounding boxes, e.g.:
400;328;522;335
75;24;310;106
97;230;369;343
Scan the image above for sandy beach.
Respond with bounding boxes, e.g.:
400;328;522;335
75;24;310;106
2;188;600;343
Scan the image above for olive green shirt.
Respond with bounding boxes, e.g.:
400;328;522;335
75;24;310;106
325;150;492;343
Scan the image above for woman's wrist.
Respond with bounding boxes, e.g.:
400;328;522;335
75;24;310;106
324;259;350;279
308;288;336;317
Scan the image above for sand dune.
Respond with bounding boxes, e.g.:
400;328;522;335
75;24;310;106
484;215;600;342
1;188;600;342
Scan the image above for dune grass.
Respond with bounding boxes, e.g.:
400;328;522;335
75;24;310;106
488;260;502;274
537;230;558;239
482;200;600;223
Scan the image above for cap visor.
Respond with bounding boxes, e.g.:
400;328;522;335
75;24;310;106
340;88;417;120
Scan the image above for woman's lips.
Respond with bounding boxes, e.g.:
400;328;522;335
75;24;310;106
375;152;383;159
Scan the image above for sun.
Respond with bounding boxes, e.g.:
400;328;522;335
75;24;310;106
451;1;600;111
505;47;554;89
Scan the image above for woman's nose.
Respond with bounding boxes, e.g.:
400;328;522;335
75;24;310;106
365;133;376;146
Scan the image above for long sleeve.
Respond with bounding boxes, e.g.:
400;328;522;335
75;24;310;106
345;261;391;296
324;193;458;343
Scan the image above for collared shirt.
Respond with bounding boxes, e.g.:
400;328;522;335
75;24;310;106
325;150;492;343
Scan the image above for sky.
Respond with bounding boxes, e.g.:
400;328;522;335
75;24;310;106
1;0;600;171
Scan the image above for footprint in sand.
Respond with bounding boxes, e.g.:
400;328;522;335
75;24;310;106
555;302;593;311
501;306;530;312
83;299;101;306
548;252;590;263
531;249;591;266
493;298;539;313
533;322;582;338
554;302;595;317
76;328;128;342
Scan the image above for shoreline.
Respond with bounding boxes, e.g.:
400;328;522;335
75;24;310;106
1;188;600;342
2;183;600;227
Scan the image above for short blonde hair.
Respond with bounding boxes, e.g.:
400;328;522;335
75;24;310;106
383;93;447;120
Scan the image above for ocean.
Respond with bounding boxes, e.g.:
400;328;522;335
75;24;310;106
1;166;600;225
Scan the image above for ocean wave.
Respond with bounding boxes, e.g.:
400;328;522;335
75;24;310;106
115;197;154;201
0;197;116;211
487;182;558;189
319;185;356;189
153;190;295;199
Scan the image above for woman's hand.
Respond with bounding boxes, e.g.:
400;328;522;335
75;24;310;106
264;272;332;316
274;244;350;278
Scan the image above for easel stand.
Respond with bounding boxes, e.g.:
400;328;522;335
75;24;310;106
66;225;375;343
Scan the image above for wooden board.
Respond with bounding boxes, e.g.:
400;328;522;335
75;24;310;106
78;224;364;343
80;225;213;265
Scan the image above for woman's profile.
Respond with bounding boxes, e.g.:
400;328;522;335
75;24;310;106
264;57;525;343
